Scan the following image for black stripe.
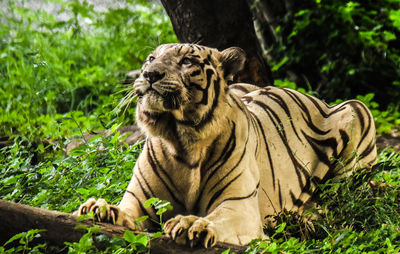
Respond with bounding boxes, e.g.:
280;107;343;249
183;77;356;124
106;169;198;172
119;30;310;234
302;177;313;196
210;182;260;213
200;123;236;191
126;190;152;219
206;69;214;85
251;114;260;157
338;129;350;158
136;166;156;197
135;172;158;217
282;89;333;135
360;140;376;159
193;69;214;105
259;90;303;143
189;81;204;90
177;45;183;54
253;100;308;189
302;130;334;167
206;173;243;212
350;101;372;149
350;101;365;133
251;111;276;190
229;93;243;109
160;140;171;161
230;84;251;94
207;53;212;63
229;93;260;159
289;190;304;208
208;146;247;193
193;44;201;50
194;124;236;213
176;76;220;130
147;142;184;207
278;180;283;209
201;135;221;177
190;70;201;77
205;123;236;172
302;92;334;117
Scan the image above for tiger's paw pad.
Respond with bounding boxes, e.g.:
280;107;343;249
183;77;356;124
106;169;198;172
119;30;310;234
164;215;217;248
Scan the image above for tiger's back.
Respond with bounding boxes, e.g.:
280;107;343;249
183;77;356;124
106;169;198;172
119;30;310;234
231;83;377;219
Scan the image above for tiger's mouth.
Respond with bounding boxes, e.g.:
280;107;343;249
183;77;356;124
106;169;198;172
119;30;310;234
136;83;185;112
137;89;167;113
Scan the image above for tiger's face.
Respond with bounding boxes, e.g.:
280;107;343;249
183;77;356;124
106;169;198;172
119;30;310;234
134;44;245;131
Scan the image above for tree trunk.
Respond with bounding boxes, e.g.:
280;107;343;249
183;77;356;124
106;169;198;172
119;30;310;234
0;199;247;253
160;0;273;87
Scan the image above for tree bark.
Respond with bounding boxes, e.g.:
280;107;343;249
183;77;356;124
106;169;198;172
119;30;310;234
0;199;247;253
160;0;273;87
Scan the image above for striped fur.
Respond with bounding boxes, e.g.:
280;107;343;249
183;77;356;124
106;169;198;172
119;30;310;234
75;44;377;247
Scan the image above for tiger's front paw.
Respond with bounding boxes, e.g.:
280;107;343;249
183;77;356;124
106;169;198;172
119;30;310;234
74;198;135;229
164;215;217;248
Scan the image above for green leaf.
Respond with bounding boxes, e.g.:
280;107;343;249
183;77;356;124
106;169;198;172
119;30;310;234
384;31;396;42
150;231;163;238
347;69;356;75
271;57;289;72
123;230;136;243
144;197;159;208
3;232;26;246
389;9;400;30
134;234;149;247
75;211;95;222
136;215;149;223
275;222;286;233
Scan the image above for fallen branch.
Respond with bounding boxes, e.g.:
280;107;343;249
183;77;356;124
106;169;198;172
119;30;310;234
0;199;247;253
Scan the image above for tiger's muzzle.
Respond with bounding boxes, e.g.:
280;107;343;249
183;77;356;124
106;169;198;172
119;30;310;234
134;72;185;111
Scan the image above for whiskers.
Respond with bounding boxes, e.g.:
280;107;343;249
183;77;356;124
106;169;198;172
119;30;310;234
113;88;137;115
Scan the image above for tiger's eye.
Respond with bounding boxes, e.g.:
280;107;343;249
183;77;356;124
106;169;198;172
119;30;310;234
180;57;192;65
148;56;155;63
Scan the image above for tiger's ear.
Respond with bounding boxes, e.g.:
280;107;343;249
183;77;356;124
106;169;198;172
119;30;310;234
219;47;246;82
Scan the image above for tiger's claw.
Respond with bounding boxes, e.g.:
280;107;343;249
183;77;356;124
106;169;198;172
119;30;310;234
164;215;217;248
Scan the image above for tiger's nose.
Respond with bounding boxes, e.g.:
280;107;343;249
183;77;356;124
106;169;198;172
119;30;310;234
143;70;165;84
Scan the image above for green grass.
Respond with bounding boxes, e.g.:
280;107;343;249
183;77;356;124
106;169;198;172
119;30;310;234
0;1;399;253
0;0;176;141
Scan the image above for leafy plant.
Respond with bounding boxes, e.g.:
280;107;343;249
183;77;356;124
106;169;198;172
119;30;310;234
267;0;400;106
0;130;143;212
252;150;400;253
144;197;173;228
60;196;172;253
0;0;176;141
0;229;46;254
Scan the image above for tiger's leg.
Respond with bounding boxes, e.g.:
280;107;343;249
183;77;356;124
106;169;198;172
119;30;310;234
74;198;136;229
164;196;264;247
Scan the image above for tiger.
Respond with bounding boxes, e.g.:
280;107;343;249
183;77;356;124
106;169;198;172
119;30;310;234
75;43;377;247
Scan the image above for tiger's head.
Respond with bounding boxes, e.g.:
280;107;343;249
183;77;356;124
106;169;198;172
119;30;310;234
134;43;245;138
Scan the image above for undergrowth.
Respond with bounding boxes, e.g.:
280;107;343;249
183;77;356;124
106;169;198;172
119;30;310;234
0;0;176;141
1;135;399;253
0;0;399;253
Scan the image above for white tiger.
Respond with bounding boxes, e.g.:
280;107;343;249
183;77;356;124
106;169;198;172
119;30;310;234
75;43;377;247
